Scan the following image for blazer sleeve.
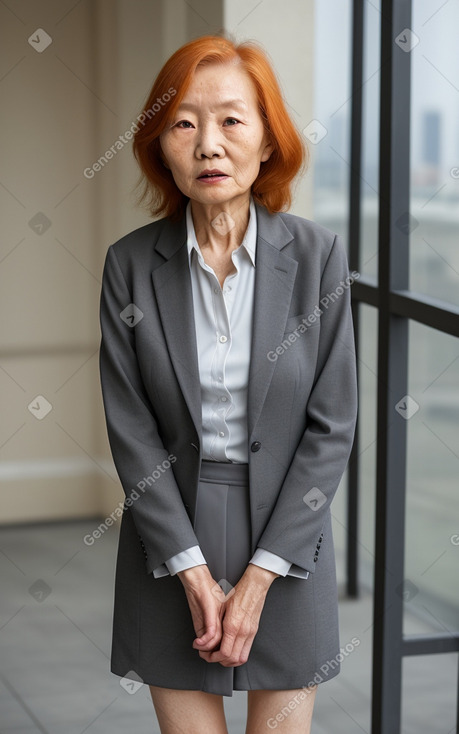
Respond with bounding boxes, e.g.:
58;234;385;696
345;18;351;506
254;234;358;573
99;244;201;570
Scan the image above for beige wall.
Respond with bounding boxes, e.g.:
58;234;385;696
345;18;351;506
0;0;314;524
1;0;103;522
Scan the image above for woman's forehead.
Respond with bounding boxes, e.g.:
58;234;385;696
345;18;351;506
179;63;258;106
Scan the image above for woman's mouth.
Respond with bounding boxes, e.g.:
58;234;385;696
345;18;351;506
197;169;229;183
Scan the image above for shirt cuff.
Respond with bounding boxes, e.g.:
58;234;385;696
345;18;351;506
250;548;310;579
151;545;207;578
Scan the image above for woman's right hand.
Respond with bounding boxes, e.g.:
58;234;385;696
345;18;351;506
177;564;226;656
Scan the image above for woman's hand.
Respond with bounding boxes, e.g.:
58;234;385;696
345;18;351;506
197;563;279;667
177;564;227;654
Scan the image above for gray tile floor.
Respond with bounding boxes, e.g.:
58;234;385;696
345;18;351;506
0;520;456;733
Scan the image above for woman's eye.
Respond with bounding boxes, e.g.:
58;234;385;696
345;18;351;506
174;118;238;128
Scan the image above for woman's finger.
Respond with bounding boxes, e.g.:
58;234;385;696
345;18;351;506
187;588;224;650
205;589;263;665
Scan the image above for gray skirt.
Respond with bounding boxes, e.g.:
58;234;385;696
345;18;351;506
110;459;341;696
192;459;252;696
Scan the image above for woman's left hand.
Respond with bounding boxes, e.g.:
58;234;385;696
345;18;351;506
195;563;279;667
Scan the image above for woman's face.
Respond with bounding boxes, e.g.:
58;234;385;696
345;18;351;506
159;60;273;209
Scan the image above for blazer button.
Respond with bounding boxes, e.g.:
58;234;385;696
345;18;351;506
251;441;261;452
191;442;199;452
138;536;148;559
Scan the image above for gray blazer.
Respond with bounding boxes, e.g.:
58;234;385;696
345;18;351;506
99;202;357;575
99;203;358;691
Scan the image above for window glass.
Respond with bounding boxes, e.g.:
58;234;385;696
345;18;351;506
360;0;380;280
409;1;459;306
404;320;459;632
402;654;457;733
312;0;352;245
358;305;378;589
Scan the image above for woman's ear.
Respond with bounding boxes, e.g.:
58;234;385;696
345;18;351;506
261;141;274;163
261;133;274;163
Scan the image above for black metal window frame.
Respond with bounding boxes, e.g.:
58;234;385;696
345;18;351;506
346;1;459;732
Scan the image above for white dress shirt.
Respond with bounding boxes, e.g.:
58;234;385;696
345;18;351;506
151;197;310;580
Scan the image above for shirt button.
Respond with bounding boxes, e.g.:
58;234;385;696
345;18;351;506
219;431;225;437
219;335;227;343
251;441;261;452
221;396;227;402
214;287;219;293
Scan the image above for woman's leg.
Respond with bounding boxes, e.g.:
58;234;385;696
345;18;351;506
246;685;318;734
149;685;229;734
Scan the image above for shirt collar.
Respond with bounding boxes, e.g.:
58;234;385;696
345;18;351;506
186;196;257;267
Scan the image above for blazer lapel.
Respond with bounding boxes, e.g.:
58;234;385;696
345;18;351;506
151;203;298;448
247;204;297;439
152;216;204;443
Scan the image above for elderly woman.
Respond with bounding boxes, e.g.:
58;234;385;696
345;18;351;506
99;34;357;734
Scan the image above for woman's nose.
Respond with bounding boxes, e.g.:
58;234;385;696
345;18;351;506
195;123;224;159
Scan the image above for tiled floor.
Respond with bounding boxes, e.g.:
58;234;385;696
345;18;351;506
0;520;456;733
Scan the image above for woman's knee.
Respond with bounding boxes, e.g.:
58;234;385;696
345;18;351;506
149;685;229;734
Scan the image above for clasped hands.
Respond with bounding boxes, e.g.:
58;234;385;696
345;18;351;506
178;563;279;667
